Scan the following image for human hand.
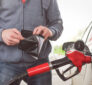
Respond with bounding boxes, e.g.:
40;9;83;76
2;28;24;46
33;26;53;40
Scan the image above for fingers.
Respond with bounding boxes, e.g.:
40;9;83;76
42;30;48;40
33;26;53;41
12;28;21;35
33;26;44;35
7;38;20;45
6;40;20;46
10;32;24;41
2;28;24;46
12;28;24;40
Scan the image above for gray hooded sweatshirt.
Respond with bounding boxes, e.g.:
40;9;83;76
0;0;63;63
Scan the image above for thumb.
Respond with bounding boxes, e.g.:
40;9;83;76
12;29;24;40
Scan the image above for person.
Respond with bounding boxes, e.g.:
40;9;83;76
0;0;63;85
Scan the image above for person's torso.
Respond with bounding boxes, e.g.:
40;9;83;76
0;0;51;63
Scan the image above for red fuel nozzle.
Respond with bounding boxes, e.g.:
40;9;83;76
27;63;51;77
67;50;91;72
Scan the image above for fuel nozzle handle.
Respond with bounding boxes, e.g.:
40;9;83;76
56;40;92;81
51;57;72;69
27;57;72;77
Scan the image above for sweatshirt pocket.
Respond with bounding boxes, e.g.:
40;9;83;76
0;44;22;63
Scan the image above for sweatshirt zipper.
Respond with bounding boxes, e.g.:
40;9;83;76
22;0;26;4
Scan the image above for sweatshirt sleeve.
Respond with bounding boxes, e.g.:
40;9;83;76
0;28;4;42
46;0;63;41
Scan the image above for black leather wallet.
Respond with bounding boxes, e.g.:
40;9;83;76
18;30;39;57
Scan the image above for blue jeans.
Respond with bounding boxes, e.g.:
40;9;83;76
0;59;52;85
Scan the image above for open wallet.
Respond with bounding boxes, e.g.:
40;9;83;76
18;30;44;58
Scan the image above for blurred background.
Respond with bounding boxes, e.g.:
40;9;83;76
52;0;92;46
